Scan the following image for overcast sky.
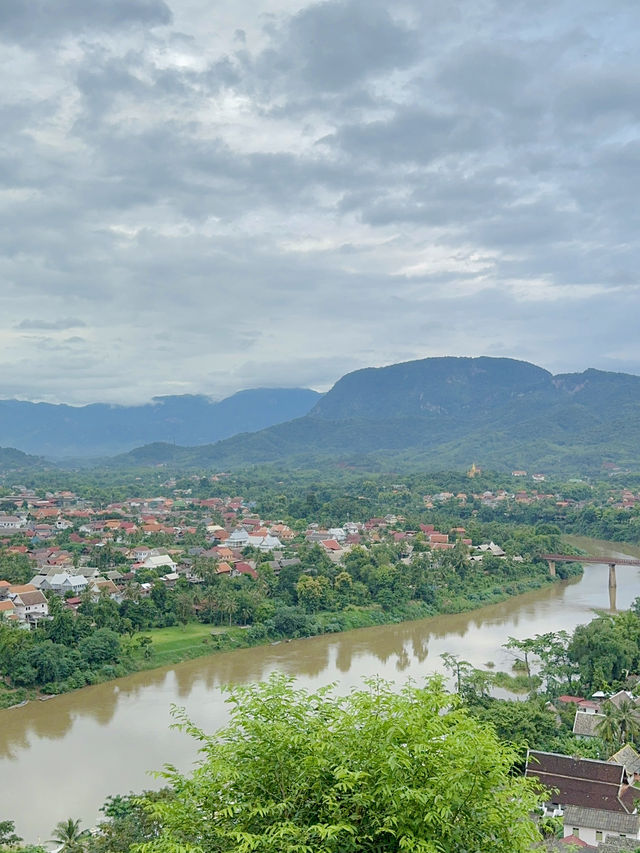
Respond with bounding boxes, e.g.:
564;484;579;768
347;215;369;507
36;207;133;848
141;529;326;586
2;0;639;404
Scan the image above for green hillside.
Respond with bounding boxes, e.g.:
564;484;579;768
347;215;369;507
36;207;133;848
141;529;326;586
110;357;640;476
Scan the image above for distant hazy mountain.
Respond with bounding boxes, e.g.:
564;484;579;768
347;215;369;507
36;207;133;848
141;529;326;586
0;446;50;473
111;357;640;475
0;388;321;458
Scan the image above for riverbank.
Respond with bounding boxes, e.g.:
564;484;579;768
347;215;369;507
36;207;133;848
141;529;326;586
0;564;575;709
3;541;636;844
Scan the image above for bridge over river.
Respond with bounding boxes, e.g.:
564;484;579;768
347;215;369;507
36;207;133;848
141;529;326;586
542;553;640;588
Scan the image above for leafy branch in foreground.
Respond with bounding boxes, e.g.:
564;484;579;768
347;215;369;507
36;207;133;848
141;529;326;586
136;674;545;853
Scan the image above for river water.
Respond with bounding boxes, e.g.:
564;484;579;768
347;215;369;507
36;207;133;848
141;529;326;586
2;536;640;842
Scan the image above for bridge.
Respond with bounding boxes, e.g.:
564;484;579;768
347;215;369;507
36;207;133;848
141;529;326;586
541;553;640;589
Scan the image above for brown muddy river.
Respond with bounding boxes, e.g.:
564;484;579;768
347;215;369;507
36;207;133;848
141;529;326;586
2;536;640;843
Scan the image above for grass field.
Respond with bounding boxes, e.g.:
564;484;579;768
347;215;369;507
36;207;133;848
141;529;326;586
137;623;229;665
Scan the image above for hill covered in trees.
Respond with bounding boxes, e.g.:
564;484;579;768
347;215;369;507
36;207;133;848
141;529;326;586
111;357;640;476
0;447;50;474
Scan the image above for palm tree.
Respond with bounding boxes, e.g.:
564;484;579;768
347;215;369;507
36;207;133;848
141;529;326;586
596;701;620;748
614;699;640;745
50;818;89;853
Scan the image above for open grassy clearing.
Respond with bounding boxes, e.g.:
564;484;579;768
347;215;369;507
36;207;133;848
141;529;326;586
140;623;227;654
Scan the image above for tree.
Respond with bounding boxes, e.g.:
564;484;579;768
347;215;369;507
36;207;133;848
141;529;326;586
596;699;640;749
78;628;120;666
615;698;640;745
174;592;193;627
50;819;89;853
504;636;539;678
0;819;22;848
596;701;621;749
569;616;637;689
296;574;330;612
440;652;472;694
137;674;545;853
88;791;173;853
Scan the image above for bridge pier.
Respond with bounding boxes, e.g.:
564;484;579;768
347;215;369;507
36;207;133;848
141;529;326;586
609;563;617;589
548;560;556;577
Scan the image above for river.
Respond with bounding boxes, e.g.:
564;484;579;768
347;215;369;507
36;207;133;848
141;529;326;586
2;536;640;843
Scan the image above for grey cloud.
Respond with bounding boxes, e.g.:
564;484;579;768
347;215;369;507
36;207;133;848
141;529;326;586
16;319;87;330
555;69;640;123
2;0;640;404
329;108;491;165
436;44;529;109
0;0;171;42
255;0;420;94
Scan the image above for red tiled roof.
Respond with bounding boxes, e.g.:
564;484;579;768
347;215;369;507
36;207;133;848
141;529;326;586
234;562;258;579
560;835;593;848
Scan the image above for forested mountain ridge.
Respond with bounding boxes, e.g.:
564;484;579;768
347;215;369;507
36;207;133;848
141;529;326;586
111;357;640;475
308;356;553;419
0;388;321;458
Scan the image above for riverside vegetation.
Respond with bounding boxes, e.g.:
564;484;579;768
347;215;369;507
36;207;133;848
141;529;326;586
8;594;640;853
0;518;569;703
3;464;630;705
10;460;640;704
4;468;640;849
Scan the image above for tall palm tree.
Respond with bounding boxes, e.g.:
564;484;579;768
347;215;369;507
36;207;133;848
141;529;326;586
614;699;640;745
50;818;89;853
596;701;620;748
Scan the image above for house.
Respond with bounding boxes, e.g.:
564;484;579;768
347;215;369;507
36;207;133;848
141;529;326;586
573;710;606;737
0;599;17;620
557;695;585;707
609;745;640;779
607;691;639;710
0;515;27;530
231;561;258;579
10;589;49;625
429;533;449;545
227;529;250;548
249;534;282;552
327;527;346;543
138;554;176;572
525;750;640;846
42;572;88;596
89;579;122;602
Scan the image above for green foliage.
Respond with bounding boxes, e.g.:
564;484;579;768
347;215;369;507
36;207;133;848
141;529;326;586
467;699;559;759
568;613;639;689
49;819;89;853
137;674;544;853
0;820;22;849
88;791;173;853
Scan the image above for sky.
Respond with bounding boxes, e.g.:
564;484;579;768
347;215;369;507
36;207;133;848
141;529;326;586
2;0;640;405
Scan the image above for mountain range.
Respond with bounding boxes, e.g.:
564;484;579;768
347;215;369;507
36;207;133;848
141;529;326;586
0;388;321;458
109;357;640;476
2;357;640;476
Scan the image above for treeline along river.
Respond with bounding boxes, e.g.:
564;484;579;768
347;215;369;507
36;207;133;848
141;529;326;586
2;536;640;843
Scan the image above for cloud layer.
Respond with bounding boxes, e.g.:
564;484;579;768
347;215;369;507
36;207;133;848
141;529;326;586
1;0;639;403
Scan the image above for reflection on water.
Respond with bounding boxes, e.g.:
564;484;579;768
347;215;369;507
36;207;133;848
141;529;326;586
2;538;640;842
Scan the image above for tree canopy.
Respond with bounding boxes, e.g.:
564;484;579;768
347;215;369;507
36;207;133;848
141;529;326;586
137;674;544;853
